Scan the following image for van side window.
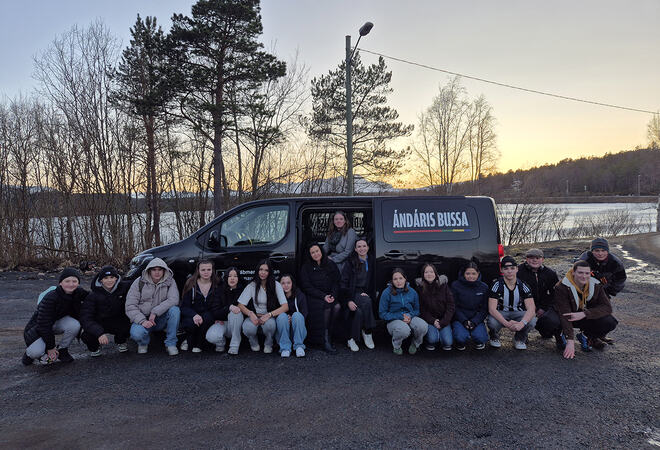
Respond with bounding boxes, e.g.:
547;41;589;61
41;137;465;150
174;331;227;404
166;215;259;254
302;210;368;244
203;204;289;249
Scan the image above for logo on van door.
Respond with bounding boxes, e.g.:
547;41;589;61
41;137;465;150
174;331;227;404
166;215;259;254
381;199;479;242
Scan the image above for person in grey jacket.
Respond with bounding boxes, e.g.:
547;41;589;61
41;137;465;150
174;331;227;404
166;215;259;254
125;258;180;355
323;210;357;271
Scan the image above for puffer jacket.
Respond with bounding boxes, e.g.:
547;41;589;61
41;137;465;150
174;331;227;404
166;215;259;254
417;275;455;328
450;271;489;324
24;285;89;350
378;282;420;322
125;258;180;324
80;274;131;338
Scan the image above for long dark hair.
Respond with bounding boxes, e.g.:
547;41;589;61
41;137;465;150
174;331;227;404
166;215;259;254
251;259;278;310
389;267;409;295
460;261;481;279
223;266;241;291
183;260;220;295
307;243;329;266
419;263;441;297
279;273;296;299
348;238;369;273
326;210;351;236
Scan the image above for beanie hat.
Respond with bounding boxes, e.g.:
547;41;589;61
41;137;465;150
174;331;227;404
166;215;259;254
500;256;517;268
591;237;609;252
59;267;81;283
99;265;120;279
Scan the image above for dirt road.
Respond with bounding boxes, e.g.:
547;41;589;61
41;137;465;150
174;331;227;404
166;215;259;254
1;235;659;449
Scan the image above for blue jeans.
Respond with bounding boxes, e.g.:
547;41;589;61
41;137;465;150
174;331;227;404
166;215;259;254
130;306;180;347
452;320;488;345
276;312;307;352
425;323;453;347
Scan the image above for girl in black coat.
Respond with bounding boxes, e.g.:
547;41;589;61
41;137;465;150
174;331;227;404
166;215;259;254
299;244;341;353
180;260;222;352
80;266;131;356
205;267;244;354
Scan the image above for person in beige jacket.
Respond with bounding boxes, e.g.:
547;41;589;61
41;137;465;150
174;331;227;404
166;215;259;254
125;258;180;355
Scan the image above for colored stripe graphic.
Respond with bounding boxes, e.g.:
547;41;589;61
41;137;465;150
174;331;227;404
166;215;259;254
393;229;470;234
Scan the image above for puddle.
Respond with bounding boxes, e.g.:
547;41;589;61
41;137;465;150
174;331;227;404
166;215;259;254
615;244;660;285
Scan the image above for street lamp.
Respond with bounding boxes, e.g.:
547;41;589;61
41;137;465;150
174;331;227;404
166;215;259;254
346;21;373;196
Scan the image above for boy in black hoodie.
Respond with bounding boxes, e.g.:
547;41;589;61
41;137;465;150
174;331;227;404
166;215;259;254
80;266;132;356
22;268;88;365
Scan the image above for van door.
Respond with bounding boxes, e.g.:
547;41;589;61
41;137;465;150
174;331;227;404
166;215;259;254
196;202;295;282
374;197;482;290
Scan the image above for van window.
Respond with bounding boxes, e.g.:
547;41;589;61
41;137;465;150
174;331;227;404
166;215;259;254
302;210;368;244
202;204;289;249
381;199;479;242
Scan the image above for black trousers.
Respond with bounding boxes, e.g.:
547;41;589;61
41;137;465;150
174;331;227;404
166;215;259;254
81;316;131;351
344;294;376;341
572;315;618;339
184;322;213;349
536;308;561;338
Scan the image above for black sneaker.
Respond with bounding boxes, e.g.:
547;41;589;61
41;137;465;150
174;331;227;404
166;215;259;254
57;348;74;363
555;332;567;351
21;352;33;366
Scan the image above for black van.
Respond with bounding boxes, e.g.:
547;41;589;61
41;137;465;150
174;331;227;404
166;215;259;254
126;196;503;293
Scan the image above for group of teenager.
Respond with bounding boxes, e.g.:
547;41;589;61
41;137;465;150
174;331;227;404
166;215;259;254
21;208;626;365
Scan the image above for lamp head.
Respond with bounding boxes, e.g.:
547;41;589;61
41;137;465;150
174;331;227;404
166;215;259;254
359;22;374;36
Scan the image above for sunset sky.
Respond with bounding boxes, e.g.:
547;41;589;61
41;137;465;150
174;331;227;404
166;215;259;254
1;0;658;175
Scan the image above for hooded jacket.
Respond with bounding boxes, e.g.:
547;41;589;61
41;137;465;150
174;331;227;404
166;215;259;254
450;272;489;324
578;251;626;297
125;258;179;324
554;275;612;339
180;282;222;328
80;273;131;338
285;288;309;319
417;275;455;328
24;285;89;349
378;282;420;322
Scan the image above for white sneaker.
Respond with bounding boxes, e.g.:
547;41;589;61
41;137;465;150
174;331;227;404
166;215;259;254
295;347;306;358
192;347;202;353
215;344;226;353
180;340;189;351
117;343;128;353
489;339;501;348
442;345;452;351
425;344;436;351
514;340;527;350
362;331;375;349
167;346;179;356
347;338;359;352
249;339;260;352
263;345;273;354
90;349;101;357
281;350;291;358
475;343;486;350
228;347;238;355
137;345;148;354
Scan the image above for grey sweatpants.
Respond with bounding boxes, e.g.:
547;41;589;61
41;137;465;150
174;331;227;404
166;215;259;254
386;317;427;349
205;312;243;351
242;316;277;347
26;316;80;359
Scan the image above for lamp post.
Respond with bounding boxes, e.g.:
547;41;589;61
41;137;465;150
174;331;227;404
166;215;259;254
346;21;373;196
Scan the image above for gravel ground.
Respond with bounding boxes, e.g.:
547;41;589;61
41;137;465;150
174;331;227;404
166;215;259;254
0;235;659;449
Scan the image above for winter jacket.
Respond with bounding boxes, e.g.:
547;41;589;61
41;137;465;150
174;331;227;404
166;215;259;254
180;283;221;328
579;251;627;297
80;275;131;338
24;285;89;350
323;228;357;270
417;275;455;328
555;276;612;339
379;282;420;322
285;288;309;319
299;259;341;302
517;263;559;311
339;254;375;303
208;284;241;322
125;258;180;324
450;272;489;324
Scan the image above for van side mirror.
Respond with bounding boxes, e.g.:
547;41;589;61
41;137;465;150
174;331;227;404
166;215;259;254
207;230;226;250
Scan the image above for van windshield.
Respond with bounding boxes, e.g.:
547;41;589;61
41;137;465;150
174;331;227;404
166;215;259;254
215;204;289;247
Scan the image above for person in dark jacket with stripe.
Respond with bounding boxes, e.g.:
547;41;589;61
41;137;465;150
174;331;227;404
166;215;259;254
22;268;88;365
299;244;341;354
276;274;308;358
579;237;626;298
205;267;244;355
180;260;221;353
450;262;489;351
339;239;376;352
417;263;455;352
80;266;131;357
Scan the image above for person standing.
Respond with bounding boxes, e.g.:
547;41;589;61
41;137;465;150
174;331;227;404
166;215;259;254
22;268;88;365
80;266;131;357
487;256;537;350
125;258;181;356
517;249;563;349
555;260;618;358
